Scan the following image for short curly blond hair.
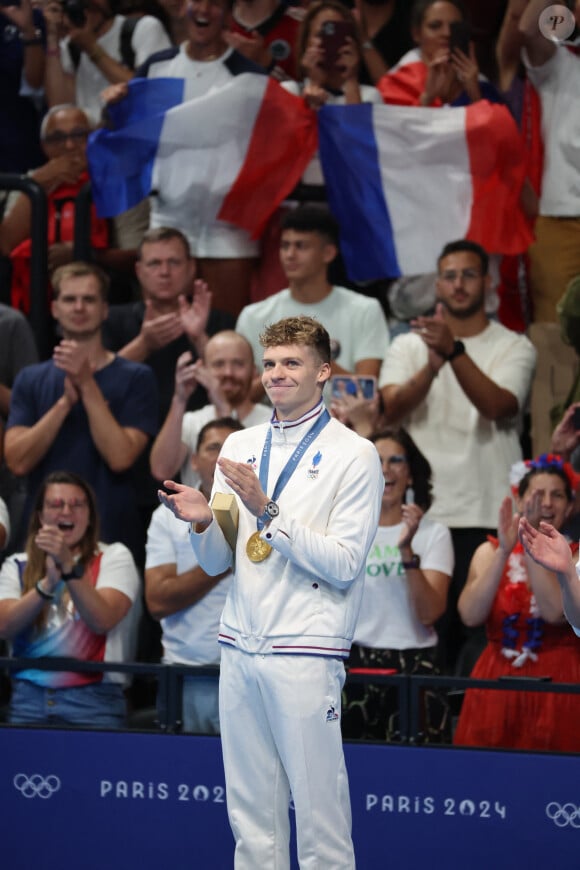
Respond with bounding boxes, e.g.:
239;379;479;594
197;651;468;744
259;316;331;364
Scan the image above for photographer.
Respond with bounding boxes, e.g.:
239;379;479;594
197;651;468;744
44;0;170;123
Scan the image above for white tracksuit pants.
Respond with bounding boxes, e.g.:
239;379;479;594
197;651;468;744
219;646;355;870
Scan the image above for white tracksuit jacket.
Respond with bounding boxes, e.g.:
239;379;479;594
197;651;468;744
190;402;384;657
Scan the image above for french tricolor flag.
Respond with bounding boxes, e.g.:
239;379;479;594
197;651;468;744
317;100;533;282
88;74;318;237
89;75;531;284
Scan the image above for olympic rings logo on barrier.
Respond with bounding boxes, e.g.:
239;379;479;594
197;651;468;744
13;773;61;799
545;802;580;828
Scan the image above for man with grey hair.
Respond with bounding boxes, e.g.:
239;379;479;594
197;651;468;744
0;104;109;303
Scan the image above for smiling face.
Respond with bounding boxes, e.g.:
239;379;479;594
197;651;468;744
39;483;91;550
518;472;572;532
204;332;255;407
412;1;463;63
374;437;412;511
261;343;330;421
185;0;230;54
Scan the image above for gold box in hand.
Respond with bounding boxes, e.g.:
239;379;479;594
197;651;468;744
210;492;239;553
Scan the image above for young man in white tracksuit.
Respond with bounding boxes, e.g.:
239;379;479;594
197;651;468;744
159;315;384;869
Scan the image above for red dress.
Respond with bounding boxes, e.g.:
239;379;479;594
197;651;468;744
454;540;580;752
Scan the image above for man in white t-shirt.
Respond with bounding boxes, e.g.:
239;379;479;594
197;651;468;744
145;417;242;732
380;239;536;672
520;0;580;322
150;329;271;487
236;205;390;401
43;0;171;123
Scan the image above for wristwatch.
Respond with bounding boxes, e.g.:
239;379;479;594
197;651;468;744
60;562;84;581
259;501;280;524
401;553;421;571
446;340;466;362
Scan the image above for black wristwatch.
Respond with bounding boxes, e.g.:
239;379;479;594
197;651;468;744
446;340;466;362
60;562;84;581
401;553;421;570
259;501;280;524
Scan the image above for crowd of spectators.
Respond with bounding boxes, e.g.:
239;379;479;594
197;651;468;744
0;0;579;749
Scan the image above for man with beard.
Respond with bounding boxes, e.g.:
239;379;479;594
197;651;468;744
379;239;536;673
150;329;271;487
5;262;158;561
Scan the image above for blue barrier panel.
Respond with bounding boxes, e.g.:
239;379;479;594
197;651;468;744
2;728;579;868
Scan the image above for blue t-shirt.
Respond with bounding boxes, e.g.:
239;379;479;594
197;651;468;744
7;356;158;559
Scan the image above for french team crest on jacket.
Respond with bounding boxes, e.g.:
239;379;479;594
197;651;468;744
325;705;339;722
246;455;257;471
307;450;322;479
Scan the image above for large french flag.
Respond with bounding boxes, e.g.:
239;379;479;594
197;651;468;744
88;74;318;238
318;100;533;282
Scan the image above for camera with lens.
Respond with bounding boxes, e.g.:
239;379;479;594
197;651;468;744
61;0;88;28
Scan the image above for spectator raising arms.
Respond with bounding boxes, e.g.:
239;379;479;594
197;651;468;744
43;0;171;123
282;0;382;170
0;471;140;728
378;0;502;107
102;0;268;318
454;456;580;752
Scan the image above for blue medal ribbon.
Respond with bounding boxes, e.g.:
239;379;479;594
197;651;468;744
257;406;331;530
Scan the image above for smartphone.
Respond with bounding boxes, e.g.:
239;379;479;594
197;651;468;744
573;406;580;430
318;19;355;70
330;375;376;401
449;20;471;56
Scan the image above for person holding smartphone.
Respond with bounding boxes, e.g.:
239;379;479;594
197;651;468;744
343;427;453;742
289;0;375;107
378;0;502;107
454;455;580;752
281;0;382;188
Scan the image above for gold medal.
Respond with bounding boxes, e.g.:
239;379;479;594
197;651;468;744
246;531;272;562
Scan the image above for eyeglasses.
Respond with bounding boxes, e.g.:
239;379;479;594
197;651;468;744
44;499;88;511
439;268;482;283
42;129;91;146
379;454;407;468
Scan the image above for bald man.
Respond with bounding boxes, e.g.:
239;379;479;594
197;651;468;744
150;329;271;487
